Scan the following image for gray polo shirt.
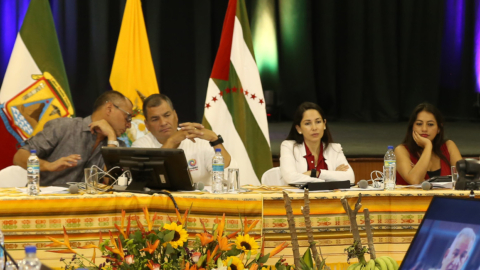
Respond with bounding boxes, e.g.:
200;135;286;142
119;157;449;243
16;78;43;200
21;116;125;186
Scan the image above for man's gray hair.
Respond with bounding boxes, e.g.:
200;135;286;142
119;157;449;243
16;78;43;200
452;227;476;251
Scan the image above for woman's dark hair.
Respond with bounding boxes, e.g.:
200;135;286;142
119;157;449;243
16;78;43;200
402;102;449;165
286;102;333;148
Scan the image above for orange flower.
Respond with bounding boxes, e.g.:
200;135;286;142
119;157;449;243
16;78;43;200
216;213;225;238
196;232;214;246
207;245;218;264
126;215;132;236
121;210;126;230
200;218;207;233
46;226;77;254
114;223;127;239
140;240;160;254
104;231;124;259
269;241;289;258
244;219;260;234
218;236;234;251
146;260;160;270
226;229;241;239
249;263;259;270
79;232;103;263
143;207;153;231
135;215;146;235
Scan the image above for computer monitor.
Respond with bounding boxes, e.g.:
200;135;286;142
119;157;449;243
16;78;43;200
101;147;194;191
400;196;480;270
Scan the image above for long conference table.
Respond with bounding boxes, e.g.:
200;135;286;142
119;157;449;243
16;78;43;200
0;187;476;269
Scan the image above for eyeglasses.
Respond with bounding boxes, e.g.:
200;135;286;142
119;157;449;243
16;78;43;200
108;101;132;123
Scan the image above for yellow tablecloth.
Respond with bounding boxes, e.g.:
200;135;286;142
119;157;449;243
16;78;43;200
0;187;476;269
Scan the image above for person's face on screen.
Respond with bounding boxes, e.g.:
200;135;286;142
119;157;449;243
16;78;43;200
413;111;440;142
296;109;326;145
145;102;178;144
440;235;473;270
108;100;133;137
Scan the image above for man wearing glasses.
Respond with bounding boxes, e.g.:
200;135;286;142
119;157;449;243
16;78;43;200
13;90;133;185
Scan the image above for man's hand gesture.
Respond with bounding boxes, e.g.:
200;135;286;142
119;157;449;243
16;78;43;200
45;154;81;172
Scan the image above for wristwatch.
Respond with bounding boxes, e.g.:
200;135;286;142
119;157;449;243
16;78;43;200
108;140;120;147
209;135;224;147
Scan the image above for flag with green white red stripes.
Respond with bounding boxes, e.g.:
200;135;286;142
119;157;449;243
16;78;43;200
202;0;273;185
0;0;74;168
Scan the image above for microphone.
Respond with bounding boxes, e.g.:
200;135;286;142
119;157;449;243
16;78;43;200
358;180;369;189
68;184;79;194
422;181;433;190
193;182;205;191
310;169;317;178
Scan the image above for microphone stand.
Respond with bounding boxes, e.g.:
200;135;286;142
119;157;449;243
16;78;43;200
0;243;19;270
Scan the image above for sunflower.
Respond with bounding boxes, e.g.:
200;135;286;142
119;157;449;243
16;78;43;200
223;256;245;270
163;222;188;248
235;234;259;254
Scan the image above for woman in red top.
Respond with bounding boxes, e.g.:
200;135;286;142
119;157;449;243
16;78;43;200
395;103;462;185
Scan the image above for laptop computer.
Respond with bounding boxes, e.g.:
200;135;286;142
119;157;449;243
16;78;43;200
400;196;480;270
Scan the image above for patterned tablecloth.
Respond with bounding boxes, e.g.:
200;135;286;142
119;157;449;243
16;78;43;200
0;187;476;269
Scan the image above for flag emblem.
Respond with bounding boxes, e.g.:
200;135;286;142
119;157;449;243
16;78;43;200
4;72;71;140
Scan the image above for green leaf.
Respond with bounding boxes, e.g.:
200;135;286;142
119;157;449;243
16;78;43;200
302;248;314;269
164;230;175;242
197;254;207;267
225;246;242;256
246;250;252;261
318;260;326;270
227;258;233;267
258;255;270;264
133;231;143;243
165;243;175;255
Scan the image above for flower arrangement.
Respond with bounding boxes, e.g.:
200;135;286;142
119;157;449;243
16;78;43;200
46;207;290;270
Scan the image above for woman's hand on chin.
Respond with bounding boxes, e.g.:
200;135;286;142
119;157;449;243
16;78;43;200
412;131;432;149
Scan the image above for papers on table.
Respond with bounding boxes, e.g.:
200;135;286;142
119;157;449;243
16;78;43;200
16;186;69;195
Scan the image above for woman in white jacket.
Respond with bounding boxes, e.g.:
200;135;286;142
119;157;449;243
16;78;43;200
280;102;355;184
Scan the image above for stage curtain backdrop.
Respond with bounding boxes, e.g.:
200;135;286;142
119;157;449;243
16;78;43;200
0;0;477;122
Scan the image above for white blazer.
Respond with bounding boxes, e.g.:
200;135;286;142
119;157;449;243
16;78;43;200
280;140;355;184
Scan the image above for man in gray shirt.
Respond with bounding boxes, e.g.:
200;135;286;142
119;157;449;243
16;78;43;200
13;91;133;185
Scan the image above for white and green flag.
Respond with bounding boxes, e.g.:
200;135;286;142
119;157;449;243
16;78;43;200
203;0;272;185
0;0;74;144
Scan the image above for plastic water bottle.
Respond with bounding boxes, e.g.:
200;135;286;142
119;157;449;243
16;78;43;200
0;228;4;270
212;149;224;194
19;246;41;270
27;150;40;196
384;146;396;191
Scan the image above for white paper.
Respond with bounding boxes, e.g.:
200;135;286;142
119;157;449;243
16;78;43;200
16;186;69;195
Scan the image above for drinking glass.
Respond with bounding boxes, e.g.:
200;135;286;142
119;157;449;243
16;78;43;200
84;167;98;194
227;168;240;192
